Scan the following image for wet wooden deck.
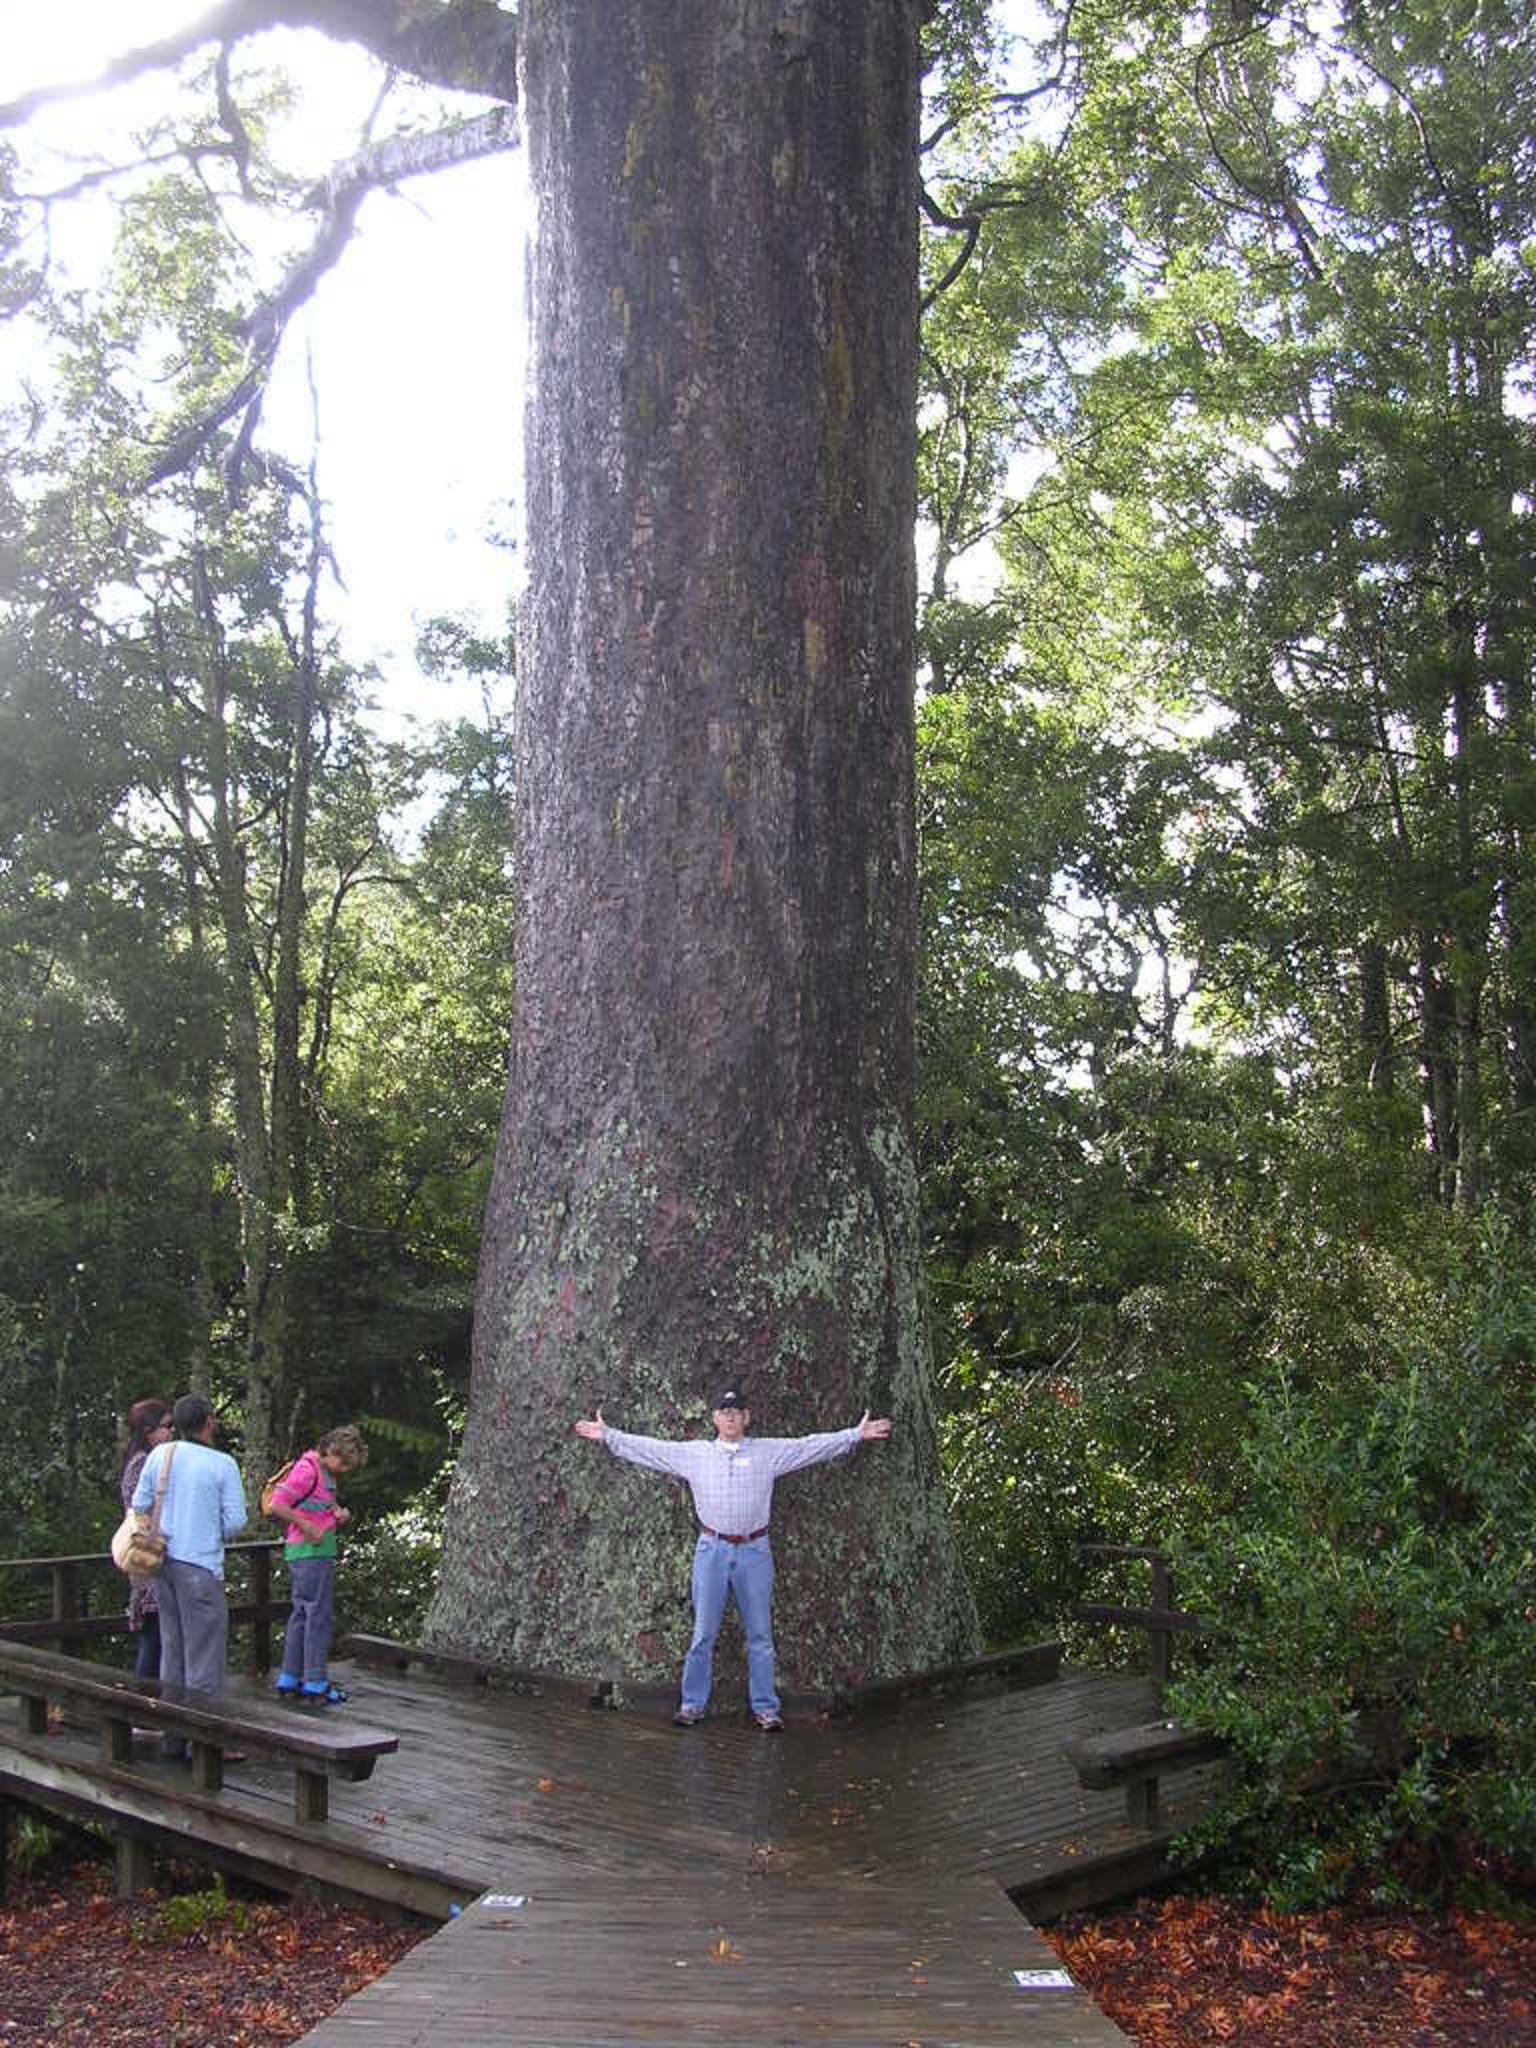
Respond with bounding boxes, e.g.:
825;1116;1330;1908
301;1872;1112;2046
1;1653;1215;2045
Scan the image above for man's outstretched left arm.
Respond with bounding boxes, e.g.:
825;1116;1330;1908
766;1411;893;1476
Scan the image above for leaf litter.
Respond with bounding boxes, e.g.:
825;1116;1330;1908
1045;1893;1536;2047
0;1857;425;2047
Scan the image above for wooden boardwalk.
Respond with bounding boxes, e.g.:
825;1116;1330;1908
2;1653;1214;2044
301;1872;1111;2046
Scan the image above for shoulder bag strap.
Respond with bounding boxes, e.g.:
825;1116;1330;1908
291;1450;324;1509
149;1443;176;1536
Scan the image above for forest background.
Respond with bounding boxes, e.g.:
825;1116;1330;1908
2;0;1534;1907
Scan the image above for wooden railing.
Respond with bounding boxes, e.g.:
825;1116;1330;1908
1071;1543;1209;1691
0;1542;289;1675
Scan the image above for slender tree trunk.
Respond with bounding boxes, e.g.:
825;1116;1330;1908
1449;658;1486;1213
193;548;285;1480
1462;183;1536;1137
1498;658;1536;1119
167;708;219;1390
429;0;980;1692
271;481;325;1235
1358;940;1394;1096
1417;931;1458;1205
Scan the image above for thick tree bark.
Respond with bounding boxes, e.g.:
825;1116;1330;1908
427;0;980;1693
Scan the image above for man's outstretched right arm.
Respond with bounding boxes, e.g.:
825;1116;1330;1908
573;1411;695;1478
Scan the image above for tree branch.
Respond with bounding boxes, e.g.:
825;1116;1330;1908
145;103;517;486
249;105;518;357
0;0;520;129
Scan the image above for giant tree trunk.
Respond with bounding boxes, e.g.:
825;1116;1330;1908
427;0;980;1693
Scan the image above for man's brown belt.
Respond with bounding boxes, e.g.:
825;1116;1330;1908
699;1524;769;1544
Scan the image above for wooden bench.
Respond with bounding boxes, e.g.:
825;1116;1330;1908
0;1642;397;1828
1065;1719;1229;1828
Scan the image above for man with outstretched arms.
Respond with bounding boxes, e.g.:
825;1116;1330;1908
574;1385;892;1730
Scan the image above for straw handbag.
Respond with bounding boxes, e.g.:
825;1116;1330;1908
110;1444;177;1575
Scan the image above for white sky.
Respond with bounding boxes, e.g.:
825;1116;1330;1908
1;0;526;729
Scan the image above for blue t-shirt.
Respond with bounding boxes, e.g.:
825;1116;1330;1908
132;1439;248;1579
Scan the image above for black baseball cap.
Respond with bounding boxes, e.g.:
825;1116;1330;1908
713;1387;748;1410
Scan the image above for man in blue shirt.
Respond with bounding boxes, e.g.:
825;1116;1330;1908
132;1392;247;1751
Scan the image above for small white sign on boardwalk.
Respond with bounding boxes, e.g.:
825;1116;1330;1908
1014;1967;1077;1990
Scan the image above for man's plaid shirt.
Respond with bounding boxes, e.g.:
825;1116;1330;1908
600;1424;861;1535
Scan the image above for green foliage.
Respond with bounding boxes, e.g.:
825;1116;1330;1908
338;1497;450;1647
138;1874;251;1943
914;10;1536;1798
1170;1209;1536;1905
943;1364;1194;1648
0;100;517;1544
8;1814;64;1881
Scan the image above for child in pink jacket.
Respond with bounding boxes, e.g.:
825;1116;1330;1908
269;1424;367;1705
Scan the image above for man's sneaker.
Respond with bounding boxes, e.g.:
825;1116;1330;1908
673;1705;705;1727
754;1711;784;1733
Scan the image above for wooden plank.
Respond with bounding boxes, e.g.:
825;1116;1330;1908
0;1643;395;1770
114;1830;155;1897
1065;1721;1228;1786
0;1739;473;1920
100;1717;134;1767
1070;1602;1208;1634
340;1635;615;1709
0;1601;290;1645
828;1637;1062;1714
294;1874;1128;2047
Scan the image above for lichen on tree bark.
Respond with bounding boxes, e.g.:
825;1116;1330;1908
427;0;981;1694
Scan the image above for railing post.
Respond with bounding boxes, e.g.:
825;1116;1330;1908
115;1831;155;1897
250;1545;273;1676
1148;1555;1173;1693
50;1562;83;1660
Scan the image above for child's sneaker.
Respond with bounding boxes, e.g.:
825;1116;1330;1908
273;1674;301;1699
299;1680;348;1706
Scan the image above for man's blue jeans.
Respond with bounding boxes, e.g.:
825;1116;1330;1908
681;1533;777;1716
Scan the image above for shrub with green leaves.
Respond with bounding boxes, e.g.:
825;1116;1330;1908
336;1499;446;1645
942;1360;1200;1651
138;1874;250;1943
1170;1210;1536;1906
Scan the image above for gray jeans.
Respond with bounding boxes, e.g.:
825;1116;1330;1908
157;1558;229;1754
280;1555;336;1687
